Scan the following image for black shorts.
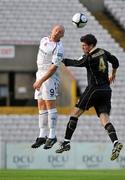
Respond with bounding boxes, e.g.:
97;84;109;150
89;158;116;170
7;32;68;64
75;85;112;117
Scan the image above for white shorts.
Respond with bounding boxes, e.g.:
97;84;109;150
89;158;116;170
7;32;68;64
34;77;59;100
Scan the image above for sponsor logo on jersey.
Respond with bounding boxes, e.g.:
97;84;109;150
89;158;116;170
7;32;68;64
91;50;104;58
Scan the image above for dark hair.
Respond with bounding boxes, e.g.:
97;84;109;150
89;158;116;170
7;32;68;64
80;34;97;46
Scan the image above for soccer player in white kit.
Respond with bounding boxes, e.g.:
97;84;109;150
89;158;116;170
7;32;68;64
31;25;65;149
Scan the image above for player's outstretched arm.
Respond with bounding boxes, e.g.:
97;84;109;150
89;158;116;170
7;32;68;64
62;56;86;67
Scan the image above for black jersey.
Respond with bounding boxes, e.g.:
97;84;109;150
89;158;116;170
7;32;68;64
63;48;119;86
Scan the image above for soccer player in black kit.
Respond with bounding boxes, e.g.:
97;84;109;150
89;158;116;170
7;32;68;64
56;34;123;160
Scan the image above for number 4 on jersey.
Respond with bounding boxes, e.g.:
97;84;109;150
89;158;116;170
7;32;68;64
99;57;106;72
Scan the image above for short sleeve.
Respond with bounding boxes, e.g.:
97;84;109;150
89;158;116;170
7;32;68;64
52;43;64;67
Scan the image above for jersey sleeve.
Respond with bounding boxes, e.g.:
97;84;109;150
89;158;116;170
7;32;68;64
39;37;46;48
105;50;119;69
63;55;87;67
52;44;64;67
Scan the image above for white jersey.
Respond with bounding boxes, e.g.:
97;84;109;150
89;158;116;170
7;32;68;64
36;36;64;80
35;37;64;100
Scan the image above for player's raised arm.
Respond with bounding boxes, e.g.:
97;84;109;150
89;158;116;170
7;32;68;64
62;55;87;67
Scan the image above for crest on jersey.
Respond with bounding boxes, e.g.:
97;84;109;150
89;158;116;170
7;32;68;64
57;53;63;57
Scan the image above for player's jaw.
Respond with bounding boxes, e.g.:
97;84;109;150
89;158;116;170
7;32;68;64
50;32;64;42
81;42;93;54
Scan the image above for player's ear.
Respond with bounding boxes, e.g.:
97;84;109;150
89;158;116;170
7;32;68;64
90;44;94;49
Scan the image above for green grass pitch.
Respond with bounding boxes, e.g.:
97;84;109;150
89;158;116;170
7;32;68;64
0;169;125;180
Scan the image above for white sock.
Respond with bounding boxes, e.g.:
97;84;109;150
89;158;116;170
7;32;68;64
38;110;48;138
48;108;57;139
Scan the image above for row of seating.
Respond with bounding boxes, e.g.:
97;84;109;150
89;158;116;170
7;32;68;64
0;114;124;143
104;0;125;30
